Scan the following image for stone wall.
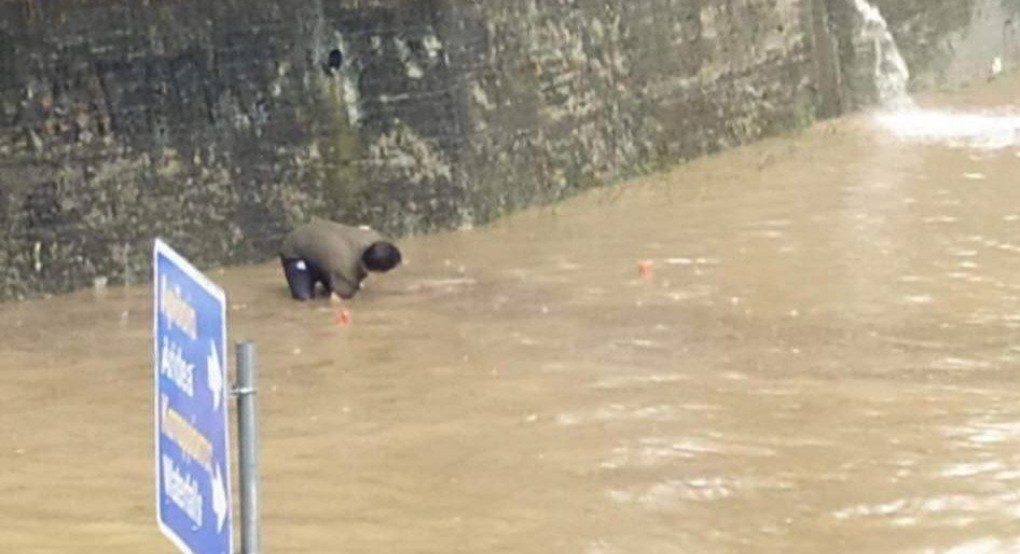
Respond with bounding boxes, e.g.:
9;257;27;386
0;0;1016;299
446;0;821;226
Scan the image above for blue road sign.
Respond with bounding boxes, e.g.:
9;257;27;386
153;239;232;554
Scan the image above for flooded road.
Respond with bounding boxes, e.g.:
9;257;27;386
4;75;1020;553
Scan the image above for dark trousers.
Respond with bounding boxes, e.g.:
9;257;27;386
280;256;329;300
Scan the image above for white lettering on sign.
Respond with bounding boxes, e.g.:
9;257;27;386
160;275;198;340
162;454;204;526
160;337;195;397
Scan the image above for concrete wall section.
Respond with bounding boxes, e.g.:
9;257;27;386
448;0;821;227
0;1;328;296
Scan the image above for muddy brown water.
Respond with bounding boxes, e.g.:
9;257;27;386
4;77;1020;553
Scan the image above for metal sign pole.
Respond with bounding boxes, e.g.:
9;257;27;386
235;342;261;554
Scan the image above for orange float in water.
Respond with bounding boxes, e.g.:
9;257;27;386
638;260;654;279
335;308;352;327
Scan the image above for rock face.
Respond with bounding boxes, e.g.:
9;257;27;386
0;0;1016;298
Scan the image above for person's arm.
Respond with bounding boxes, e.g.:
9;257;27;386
327;272;359;299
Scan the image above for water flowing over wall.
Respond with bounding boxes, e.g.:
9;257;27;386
0;0;1017;299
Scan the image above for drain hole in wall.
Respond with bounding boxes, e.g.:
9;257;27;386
327;48;343;71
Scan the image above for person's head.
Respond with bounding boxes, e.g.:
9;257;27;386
362;241;402;272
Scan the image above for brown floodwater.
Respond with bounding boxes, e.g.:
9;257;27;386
4;75;1020;553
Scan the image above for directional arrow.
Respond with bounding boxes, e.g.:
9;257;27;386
207;341;223;411
211;463;228;533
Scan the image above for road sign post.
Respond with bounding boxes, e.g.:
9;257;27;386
235;342;261;554
153;240;233;554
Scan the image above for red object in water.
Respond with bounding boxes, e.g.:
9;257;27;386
638;260;654;279
335;308;352;327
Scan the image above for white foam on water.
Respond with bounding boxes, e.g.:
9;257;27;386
938;538;1020;554
875;109;1020;150
941;461;1004;478
853;0;1020;150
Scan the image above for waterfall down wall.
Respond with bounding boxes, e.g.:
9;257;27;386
0;0;1017;299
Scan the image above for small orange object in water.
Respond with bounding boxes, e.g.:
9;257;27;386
638;260;654;279
335;308;352;327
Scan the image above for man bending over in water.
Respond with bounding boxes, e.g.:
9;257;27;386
279;219;402;300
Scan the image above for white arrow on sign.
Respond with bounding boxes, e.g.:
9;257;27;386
211;463;228;533
207;341;223;411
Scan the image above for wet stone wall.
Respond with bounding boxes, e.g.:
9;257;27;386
0;0;1015;298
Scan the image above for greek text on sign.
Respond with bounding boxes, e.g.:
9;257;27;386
153;239;232;554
